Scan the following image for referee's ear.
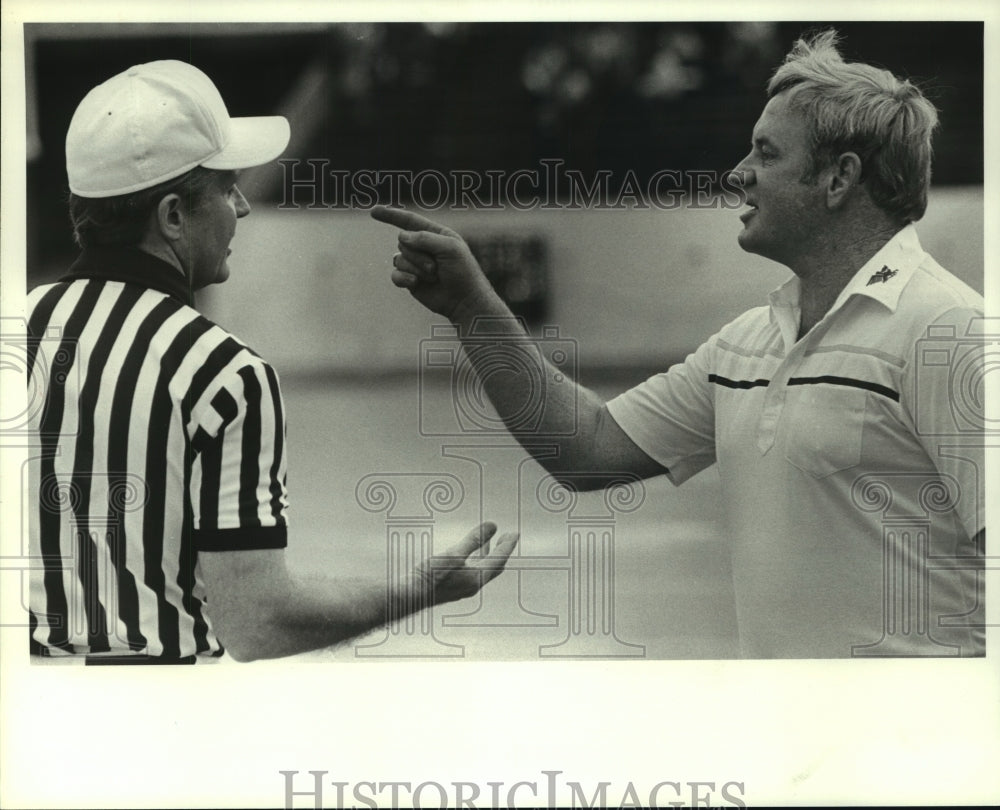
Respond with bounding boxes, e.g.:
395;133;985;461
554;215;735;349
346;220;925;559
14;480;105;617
153;193;186;243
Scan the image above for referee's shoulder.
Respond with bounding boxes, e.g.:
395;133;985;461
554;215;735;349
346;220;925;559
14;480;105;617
185;307;278;372
174;310;284;423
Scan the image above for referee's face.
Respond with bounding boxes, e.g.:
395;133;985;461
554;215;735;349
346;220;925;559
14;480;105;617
185;177;251;290
728;91;828;269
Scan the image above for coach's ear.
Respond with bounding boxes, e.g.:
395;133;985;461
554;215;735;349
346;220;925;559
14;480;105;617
825;151;863;210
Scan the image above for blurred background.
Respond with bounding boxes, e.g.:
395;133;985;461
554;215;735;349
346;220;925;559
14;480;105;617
26;21;984;375
22;21;985;659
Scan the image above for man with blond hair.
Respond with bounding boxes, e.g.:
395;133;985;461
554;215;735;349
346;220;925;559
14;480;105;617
375;30;986;658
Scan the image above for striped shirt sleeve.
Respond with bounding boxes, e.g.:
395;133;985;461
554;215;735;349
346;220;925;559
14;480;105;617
190;356;289;551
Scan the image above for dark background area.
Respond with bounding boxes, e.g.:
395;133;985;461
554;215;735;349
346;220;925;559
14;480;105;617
26;21;983;282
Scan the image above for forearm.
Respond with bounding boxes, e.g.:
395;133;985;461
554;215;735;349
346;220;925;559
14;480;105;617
449;290;608;475
373;205;659;484
215;563;418;662
257;576;397;660
206;523;515;662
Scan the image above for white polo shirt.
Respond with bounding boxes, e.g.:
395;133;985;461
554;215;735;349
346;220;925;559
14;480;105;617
607;225;985;658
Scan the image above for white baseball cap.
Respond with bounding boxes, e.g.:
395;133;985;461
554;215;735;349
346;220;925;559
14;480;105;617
66;60;291;198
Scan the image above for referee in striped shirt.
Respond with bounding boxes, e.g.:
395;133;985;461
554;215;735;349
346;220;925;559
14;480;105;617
27;60;519;664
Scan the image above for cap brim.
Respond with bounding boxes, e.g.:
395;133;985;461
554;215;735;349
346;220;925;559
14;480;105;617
201;115;290;171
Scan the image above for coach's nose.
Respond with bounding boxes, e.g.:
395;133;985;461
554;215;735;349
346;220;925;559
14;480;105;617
726;157;755;189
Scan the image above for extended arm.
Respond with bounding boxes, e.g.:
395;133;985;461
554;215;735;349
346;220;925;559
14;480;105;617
371;205;667;488
200;522;517;661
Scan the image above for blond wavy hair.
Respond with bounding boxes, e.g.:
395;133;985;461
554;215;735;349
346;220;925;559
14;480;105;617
768;29;939;223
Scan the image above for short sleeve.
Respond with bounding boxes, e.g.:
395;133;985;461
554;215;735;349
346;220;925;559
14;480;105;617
605;336;718;485
189;360;289;551
902;305;986;540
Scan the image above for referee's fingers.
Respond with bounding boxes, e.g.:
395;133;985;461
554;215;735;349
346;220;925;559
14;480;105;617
449;521;498;560
474;532;520;584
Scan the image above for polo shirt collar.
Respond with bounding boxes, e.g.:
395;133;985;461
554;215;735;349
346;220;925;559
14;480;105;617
768;274;800;311
62;246;193;306
830;223;923;314
767;223;924;321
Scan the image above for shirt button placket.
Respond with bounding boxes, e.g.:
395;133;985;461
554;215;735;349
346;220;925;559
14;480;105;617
756;340;806;456
756;378;784;455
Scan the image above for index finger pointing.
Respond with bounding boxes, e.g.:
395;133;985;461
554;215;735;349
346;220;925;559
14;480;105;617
371;205;459;238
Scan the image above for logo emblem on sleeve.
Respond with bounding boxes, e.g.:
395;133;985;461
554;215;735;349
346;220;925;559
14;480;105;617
867;265;898;285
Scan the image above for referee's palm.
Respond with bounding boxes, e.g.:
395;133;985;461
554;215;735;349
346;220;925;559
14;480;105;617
413;521;519;605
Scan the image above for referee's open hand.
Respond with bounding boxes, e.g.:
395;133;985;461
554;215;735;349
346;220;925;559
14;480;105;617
409;521;519;607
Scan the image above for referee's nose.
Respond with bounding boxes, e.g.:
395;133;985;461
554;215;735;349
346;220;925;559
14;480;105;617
234;186;251;218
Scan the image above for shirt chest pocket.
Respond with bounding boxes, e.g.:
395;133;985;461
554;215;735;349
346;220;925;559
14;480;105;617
783;385;867;478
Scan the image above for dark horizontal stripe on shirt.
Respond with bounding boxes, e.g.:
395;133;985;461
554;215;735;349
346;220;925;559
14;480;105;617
709;372;900;402
84;654;196;666
708;373;771;390
788;375;900;401
194;525;288;552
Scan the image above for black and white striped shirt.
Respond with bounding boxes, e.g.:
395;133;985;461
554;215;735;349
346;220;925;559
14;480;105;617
27;246;289;661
